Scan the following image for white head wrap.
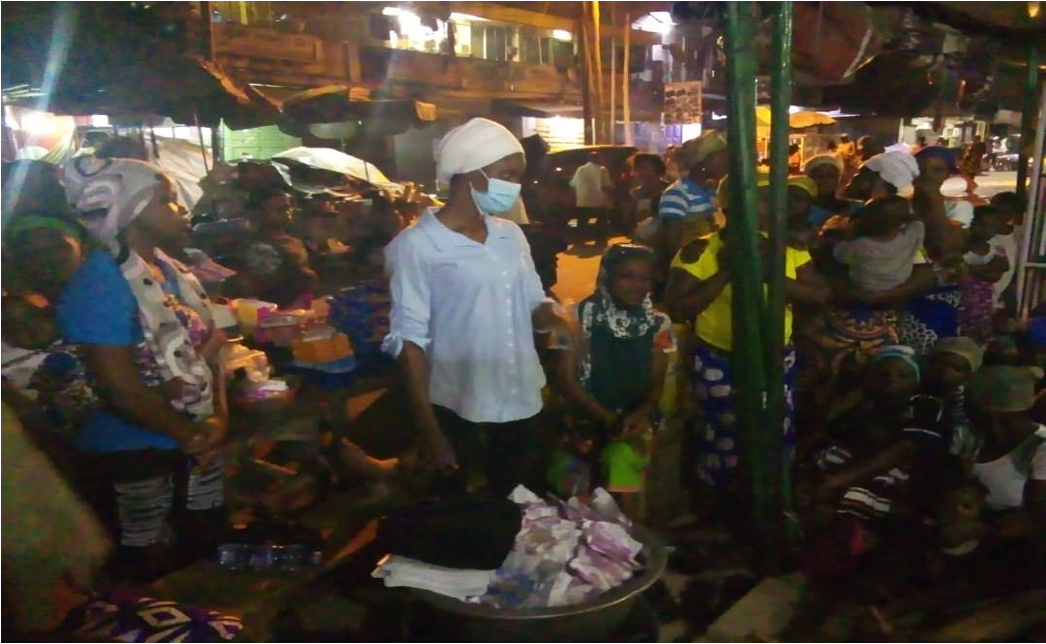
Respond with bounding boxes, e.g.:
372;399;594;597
862;151;920;195
63;155;168;244
435;118;524;185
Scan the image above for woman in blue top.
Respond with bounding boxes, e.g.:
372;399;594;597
58;156;227;581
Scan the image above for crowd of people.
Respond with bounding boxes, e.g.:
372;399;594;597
2;117;1042;640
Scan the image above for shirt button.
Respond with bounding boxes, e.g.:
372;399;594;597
505;298;512;305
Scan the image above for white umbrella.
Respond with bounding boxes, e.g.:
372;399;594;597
272;146;393;187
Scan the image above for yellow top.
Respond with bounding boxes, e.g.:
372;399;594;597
671;233;812;351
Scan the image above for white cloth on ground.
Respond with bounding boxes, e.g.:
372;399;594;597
372;555;496;600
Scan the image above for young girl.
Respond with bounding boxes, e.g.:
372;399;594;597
960;206;1011;341
547;244;675;518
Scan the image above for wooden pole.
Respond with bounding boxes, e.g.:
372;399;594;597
199;1;215;63
724;0;771;568
610;37;617;145
578;15;594;145
591;1;605;143
622;13;633;146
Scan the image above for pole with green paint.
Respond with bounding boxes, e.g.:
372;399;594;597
724;1;773;562
766;0;794;564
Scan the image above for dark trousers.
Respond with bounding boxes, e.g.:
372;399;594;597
576;207;611;243
433;406;541;497
78;449;226;582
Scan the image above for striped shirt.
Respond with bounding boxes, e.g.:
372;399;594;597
658;176;720;239
657;176;716;222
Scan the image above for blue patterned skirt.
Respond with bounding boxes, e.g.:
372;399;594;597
691;342;797;489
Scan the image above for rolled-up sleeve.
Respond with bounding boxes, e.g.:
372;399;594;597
382;236;432;358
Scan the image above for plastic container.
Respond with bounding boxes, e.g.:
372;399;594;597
291;332;353;363
235;299;278;334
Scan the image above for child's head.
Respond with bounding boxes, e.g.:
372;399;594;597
853;195;912;237
867;345;921;405
787;176;817;225
599;243;655;308
965;364;1041;429
631;153;666;183
3;215;86;298
927;336;983;391
989;191;1023;228
1;295;60;350
567;423;600;456
969;205;1013;242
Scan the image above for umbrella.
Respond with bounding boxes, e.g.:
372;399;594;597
755;107;837;129
272;147;393;186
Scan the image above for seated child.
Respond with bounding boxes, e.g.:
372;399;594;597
960;206;1012;340
922;337;984;468
833;196;925;294
545;244;675;520
547;423;598;500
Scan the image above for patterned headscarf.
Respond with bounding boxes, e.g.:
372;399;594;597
585;243;660;340
63;155;167;246
871;345;921;383
576;244;665;392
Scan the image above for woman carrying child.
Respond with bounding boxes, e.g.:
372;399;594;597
547;244;675;517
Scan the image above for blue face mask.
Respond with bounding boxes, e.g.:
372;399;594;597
470;169;522;215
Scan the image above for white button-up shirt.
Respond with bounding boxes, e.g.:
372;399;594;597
382;209;548;423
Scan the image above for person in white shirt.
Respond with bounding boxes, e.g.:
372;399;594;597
383;118;572;494
569;151;614;245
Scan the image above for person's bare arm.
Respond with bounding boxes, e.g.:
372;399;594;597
912;179;962;260
784;262;831;305
665;266;730;323
398;341;456;469
547;350;616;426
857;263;936;308
623;349;669;435
83;345;204;446
662;220;685;262
820;441;916;495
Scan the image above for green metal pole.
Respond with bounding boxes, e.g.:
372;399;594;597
765;0;793;566
724;1;770;555
1016;46;1040;202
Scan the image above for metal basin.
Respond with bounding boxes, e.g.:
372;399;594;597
411;525;668;642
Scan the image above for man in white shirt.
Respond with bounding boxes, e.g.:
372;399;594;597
569;151;614;245
383;118;572;495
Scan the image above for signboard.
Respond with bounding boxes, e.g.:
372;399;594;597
214;24;320;63
663;80;702;125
